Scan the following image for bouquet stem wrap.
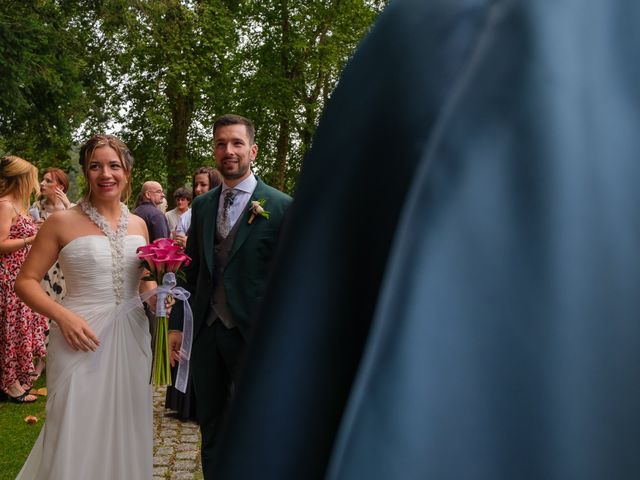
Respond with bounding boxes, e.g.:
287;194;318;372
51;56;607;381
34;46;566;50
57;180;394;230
139;272;193;392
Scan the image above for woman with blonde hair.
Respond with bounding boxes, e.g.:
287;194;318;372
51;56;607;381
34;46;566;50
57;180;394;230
15;134;157;478
0;155;47;403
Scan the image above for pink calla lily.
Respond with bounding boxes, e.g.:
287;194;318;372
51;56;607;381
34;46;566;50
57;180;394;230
152;238;175;249
136;243;156;255
164;253;192;272
137;238;190;282
138;252;158;274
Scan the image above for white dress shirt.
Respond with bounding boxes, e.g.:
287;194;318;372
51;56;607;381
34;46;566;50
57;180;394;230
175;208;191;235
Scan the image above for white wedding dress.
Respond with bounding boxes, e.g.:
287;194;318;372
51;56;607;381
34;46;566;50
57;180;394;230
17;235;153;480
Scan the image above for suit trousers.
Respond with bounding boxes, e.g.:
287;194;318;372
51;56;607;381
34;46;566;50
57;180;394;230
191;318;245;478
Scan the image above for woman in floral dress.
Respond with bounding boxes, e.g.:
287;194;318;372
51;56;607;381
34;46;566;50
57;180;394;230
0;155;47;403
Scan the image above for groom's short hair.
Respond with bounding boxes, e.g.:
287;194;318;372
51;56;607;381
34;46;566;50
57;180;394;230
213;114;256;144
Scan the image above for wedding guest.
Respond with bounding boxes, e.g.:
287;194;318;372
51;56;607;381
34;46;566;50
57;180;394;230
166;187;192;233
31;168;75;305
158;196;168;213
134;180;170;241
15;134;159;478
192;166;223;198
165;166;221;420
173;166;222;248
168;114;292;476
0;155;46;403
32;168;74;218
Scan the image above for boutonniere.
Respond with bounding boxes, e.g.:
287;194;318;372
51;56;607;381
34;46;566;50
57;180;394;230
248;199;270;224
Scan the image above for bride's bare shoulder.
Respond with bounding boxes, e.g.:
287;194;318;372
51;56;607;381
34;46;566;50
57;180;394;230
29;206;90;251
128;214;149;241
46;206;88;226
129;213;145;227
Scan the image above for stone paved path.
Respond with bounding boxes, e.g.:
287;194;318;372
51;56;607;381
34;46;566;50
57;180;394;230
153;386;203;479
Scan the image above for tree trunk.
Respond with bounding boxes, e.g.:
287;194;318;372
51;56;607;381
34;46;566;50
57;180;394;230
274;118;290;191
166;86;193;209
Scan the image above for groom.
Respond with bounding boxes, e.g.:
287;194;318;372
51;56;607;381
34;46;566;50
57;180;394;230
169;114;292;476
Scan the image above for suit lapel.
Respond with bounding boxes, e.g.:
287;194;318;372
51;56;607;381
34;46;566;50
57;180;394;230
202;186;221;277
228;179;268;262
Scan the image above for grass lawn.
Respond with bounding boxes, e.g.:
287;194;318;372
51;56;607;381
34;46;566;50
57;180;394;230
1;377;204;479
0;374;47;479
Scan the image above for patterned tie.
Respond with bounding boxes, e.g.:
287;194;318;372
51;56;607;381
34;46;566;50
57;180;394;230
218;189;237;238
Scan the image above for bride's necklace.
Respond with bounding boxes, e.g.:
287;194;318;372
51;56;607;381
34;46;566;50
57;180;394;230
79;200;129;304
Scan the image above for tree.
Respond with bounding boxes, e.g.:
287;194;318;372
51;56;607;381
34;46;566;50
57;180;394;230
94;0;385;198
0;1;96;169
94;0;240;205
1;1;387;199
234;0;386;192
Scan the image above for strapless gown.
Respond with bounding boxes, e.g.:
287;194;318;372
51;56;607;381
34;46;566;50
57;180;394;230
17;235;153;480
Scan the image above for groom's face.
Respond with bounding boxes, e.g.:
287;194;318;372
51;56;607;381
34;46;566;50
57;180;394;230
214;124;257;182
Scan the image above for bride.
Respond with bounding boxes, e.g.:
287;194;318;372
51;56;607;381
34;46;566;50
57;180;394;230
15;134;158;479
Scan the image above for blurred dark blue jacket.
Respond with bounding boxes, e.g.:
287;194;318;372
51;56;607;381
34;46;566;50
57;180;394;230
213;0;640;478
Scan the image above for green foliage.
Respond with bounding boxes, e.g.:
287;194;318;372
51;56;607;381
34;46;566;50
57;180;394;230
235;0;384;192
0;1;94;169
1;0;387;200
96;0;240;203
0;376;47;479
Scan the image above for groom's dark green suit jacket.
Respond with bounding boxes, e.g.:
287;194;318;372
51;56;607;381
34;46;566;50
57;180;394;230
169;177;292;340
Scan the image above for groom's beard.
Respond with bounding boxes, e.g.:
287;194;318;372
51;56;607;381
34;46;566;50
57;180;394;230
220;157;251;180
222;168;248;180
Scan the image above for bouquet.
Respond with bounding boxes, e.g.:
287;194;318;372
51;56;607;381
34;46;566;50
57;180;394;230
137;238;191;387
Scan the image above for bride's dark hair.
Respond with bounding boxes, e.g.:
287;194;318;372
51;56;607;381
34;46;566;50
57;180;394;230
79;134;134;202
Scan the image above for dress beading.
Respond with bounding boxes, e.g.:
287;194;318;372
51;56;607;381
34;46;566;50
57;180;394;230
78;201;130;304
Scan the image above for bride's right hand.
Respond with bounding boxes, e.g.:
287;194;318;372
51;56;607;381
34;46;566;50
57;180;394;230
56;310;100;352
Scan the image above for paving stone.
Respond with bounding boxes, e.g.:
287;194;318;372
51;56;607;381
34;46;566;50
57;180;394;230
170;472;195;480
153;466;169;476
175;442;198;452
176;450;198;460
155;447;173;457
173;460;196;471
153;386;202;478
154;455;172;466
181;425;199;434
181;421;195;429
